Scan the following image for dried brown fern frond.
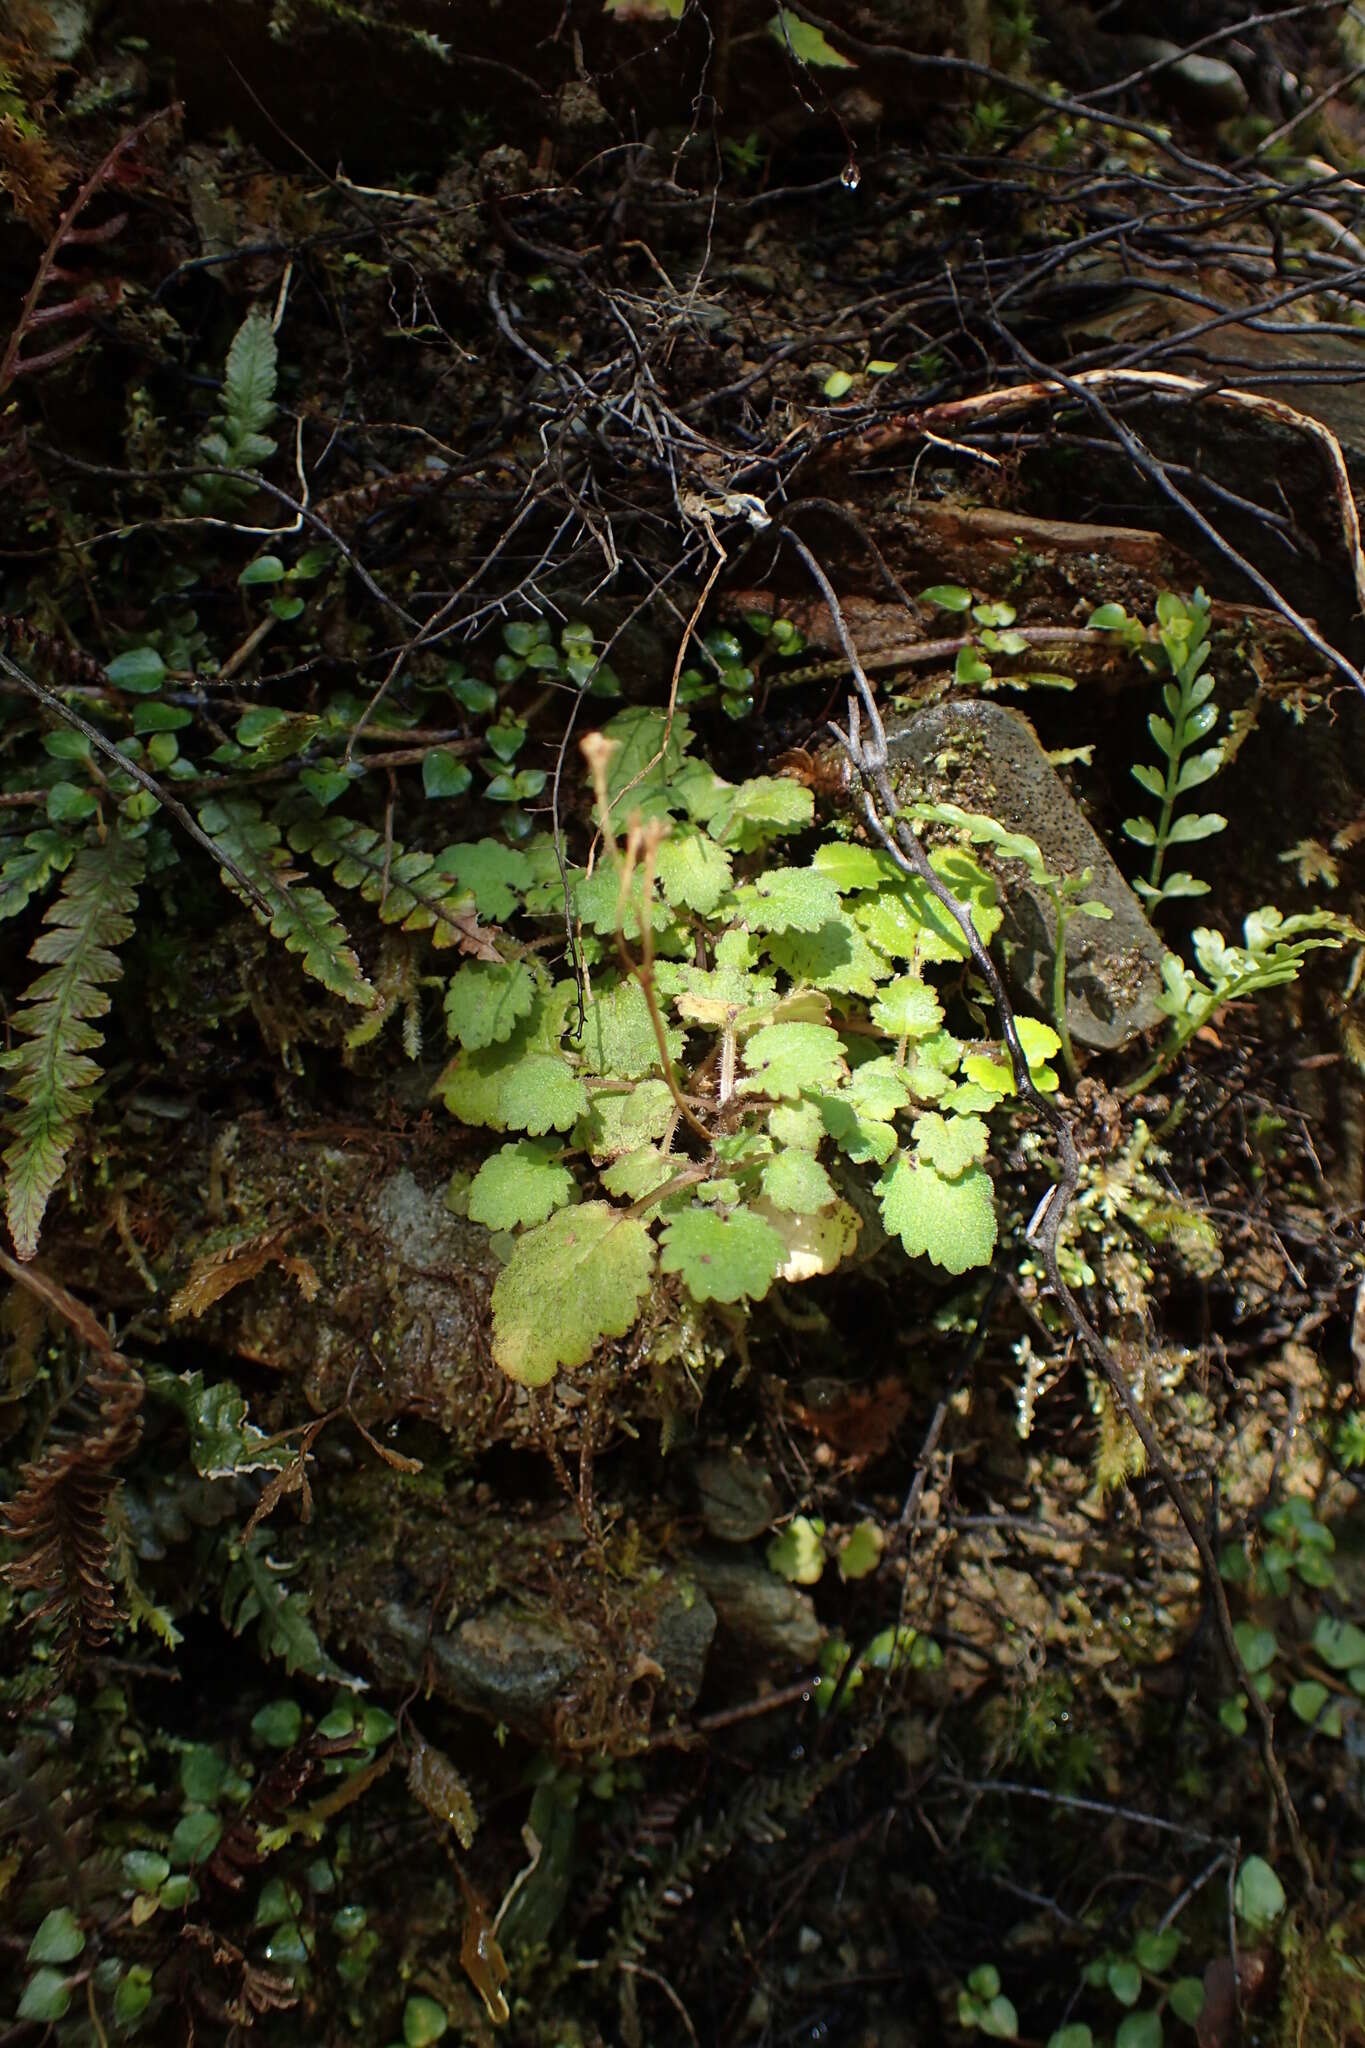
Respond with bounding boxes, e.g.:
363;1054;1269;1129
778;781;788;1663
0;1252;144;1675
0;103;178;393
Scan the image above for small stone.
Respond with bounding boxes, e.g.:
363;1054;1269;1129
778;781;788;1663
1121;36;1248;123
694;1556;823;1667
884;701;1167;1051
694;1452;779;1542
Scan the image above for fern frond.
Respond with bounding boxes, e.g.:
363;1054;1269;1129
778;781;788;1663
287;810;501;958
0;826;76;922
1;828;143;1259
605;1739;867;1970
2;1350;144;1674
220;1535;355;1684
0;107;173;392
221;304;278;453
197;797;376;1009
183;306;277;514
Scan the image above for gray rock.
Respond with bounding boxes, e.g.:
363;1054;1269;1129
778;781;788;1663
695;1556;823;1668
695;1453;780;1543
648;1582;718;1708
378;1576;716;1741
884;701;1167;1051
1120;36;1249;122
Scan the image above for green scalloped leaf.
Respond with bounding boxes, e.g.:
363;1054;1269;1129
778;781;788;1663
739;1021;846;1099
497;1054;589;1135
575;1079;677;1159
443;960;536;1049
767;1515;827;1585
768;1098;826;1151
856;852;1002;965
573;864;678;941
763;919;885;996
845;1056;915;1121
878;1155;996;1273
437;994;587;1135
812;842;889;892
666;958;780;1026
596;706;694;813
429;838;532;921
911;1111;988;1178
872;975;943;1039
579;979;682;1079
654;825;733;913
468;1140;577;1229
660;1204;785;1304
817;1092;898;1167
761;1147;836;1214
600;1145;674;1206
491;1201;655;1384
708;776;814;852
733;866;841;934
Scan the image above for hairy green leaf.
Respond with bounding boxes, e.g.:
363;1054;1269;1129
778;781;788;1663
878;1155;996;1273
911;1111;988;1178
707;775;814;851
595;706;694;815
575;1079;677;1159
444;960;536;1049
428;838;532;921
872;974;943;1039
654;824;733;913
659;1203;785;1304
763;919;885;995
579;978;682;1079
760;1146;836;1213
734;865;841;934
812;842;891;892
739;1020;846;1099
468;1140;576;1230
491;1201;655;1383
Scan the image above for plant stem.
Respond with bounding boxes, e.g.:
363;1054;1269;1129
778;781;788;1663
1148;759;1178;894
1050;893;1079;1083
1123;1013;1204;1098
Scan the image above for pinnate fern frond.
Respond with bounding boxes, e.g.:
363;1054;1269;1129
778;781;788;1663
287;809;501;958
2;829;144;1258
197;797;376;1008
183;306;278;514
0;827;77;922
